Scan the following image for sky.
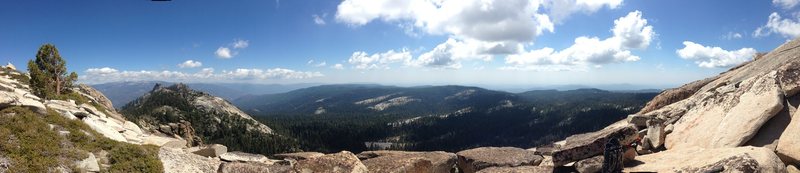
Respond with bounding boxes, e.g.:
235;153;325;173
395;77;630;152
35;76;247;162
0;0;798;89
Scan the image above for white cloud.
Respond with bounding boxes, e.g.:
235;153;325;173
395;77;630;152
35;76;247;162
774;0;800;9
332;63;344;70
543;0;623;23
313;14;326;25
81;67;323;84
612;10;654;49
232;39;249;49
335;0;555;43
754;12;800;38
178;60;203;68
723;32;743;40
676;41;756;68
348;49;412;69
307;59;327;67
407;38;504;69
215;39;249;59
503;11;652;71
215;47;233;59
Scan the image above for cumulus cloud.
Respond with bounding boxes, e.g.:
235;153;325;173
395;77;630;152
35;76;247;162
313;14;326;25
543;0;623;23
347;49;412;69
335;0;555;43
503;11;653;71
407;38;504;69
754;12;800;38
215;47;233;59
81;67;323;84
774;0;800;9
676;41;756;68
215;39;250;58
178;60;202;68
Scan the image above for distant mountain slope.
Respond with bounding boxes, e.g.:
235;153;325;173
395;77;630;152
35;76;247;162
241;84;657;153
234;84;519;116
120;83;299;155
91;81;319;108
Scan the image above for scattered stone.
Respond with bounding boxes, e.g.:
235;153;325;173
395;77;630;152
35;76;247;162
474;166;553;173
624;146;786;173
574;156;602;173
293;151;367;173
190;144;228;157
456;147;543;173
549;124;638;166
274;152;326;161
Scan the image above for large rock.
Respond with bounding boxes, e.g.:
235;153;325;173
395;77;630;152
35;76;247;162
219;151;276;164
76;84;116;112
636;76;718;115
666;71;784;149
190;144;228;157
219;162;294;173
777;105;800;165
645;119;665;148
359;151;456;173
548;124;638;166
275;152;326;161
293;151;367;173
76;153;100;172
456;147;543;173
574;155;602;173
82;116;127;142
159;147;221;173
624;146;786;173
474;166;553;173
142;135;187;148
778;61;800;97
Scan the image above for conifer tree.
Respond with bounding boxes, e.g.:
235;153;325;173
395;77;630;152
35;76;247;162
27;44;77;99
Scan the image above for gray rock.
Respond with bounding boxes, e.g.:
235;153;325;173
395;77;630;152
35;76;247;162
548;124;638;166
456;147;543;173
191;144;228;157
159;147;221;173
76;153;100;172
219;162;294;173
574;155;602;173
777;106;800;165
474;166;553;173
274;152;325;161
627;114;649;128
293;151;367;173
359;150;456;173
625;146;786;173
645;119;665;148
219;151;276;164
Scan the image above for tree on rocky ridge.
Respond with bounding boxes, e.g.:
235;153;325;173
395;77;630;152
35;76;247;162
27;44;78;99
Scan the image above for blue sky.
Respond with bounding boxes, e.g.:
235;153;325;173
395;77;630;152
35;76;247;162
0;0;798;88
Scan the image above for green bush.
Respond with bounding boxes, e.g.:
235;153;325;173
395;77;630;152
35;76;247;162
0;106;164;173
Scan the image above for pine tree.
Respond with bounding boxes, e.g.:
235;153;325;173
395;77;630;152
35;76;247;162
27;44;77;99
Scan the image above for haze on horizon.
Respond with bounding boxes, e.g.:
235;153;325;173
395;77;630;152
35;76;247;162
1;0;797;88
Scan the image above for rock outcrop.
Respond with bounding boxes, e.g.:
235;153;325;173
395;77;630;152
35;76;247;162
358;150;457;173
456;147;543;173
293;151;368;173
625;146;785;172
